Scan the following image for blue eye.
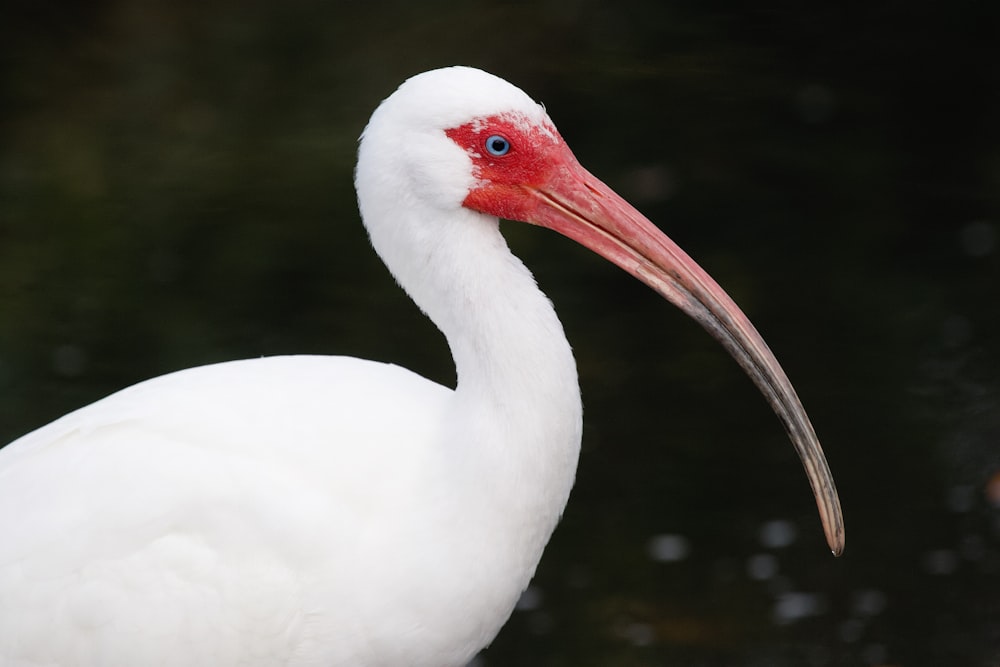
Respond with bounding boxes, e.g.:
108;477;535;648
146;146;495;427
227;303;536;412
484;135;510;156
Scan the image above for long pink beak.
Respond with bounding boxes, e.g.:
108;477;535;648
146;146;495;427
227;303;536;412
520;150;845;556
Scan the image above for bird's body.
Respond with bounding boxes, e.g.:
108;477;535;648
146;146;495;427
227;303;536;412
0;67;842;666
0;353;574;666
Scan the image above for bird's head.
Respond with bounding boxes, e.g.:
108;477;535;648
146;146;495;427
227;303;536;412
356;66;844;556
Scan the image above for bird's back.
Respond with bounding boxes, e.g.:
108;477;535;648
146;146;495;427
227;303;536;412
0;355;468;666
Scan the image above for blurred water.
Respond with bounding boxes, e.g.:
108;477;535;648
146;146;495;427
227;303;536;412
2;2;999;665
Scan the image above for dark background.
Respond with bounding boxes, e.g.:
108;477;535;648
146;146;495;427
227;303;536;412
2;1;999;665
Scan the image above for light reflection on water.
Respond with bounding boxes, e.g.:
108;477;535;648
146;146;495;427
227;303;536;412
2;3;999;667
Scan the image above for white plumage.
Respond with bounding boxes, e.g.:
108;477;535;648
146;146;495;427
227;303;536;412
0;67;842;666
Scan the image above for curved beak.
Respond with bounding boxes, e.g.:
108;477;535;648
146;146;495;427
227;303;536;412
515;148;845;556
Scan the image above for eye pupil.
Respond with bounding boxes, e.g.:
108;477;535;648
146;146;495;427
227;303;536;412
485;135;510;156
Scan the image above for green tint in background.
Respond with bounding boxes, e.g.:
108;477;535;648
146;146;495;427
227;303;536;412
2;1;999;665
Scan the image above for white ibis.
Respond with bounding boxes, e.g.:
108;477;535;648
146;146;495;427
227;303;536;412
0;67;843;666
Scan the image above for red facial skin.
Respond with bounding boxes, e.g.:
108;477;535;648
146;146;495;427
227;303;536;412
445;115;570;223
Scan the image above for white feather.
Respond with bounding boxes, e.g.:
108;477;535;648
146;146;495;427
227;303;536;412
0;67;582;666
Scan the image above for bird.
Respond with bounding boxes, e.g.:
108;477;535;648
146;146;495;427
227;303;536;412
0;67;843;667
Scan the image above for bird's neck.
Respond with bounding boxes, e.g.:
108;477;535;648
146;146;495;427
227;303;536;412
372;205;583;571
